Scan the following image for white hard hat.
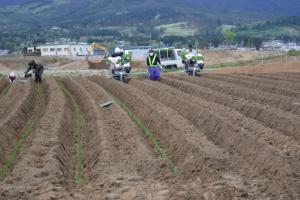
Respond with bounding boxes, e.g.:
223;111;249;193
115;47;121;53
10;72;16;77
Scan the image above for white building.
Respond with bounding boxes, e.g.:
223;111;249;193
262;40;300;51
0;49;9;56
38;43;92;56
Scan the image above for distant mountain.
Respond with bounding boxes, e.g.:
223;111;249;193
0;0;266;31
235;16;300;39
0;0;264;35
1;0;300;16
186;0;300;17
0;0;299;49
1;0;299;31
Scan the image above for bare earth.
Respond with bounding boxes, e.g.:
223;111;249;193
209;61;300;74
0;50;286;72
202;50;283;65
0;54;299;199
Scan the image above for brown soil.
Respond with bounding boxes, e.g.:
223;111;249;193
0;79;9;94
56;60;89;70
202;73;300;103
0;56;72;71
160;76;300;151
228;73;300;91
90;76;243;199
0;80;35;165
64;77;175;199
0;71;299;199
172;75;300;140
0;78;76;199
0;63;9;72
88;60;108;70
127;77;300;199
244;73;300;84
212;61;300;74
202;50;282;65
88;60;147;71
132;60;147;69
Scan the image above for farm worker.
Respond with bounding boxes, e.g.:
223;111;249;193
112;47;124;58
146;49;161;81
24;60;44;84
8;72;16;83
110;47;125;73
188;44;197;56
184;44;198;68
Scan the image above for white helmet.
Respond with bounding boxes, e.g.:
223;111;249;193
9;72;16;77
114;47;121;53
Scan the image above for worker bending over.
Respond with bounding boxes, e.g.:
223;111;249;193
24;60;44;83
146;49;161;81
188;44;197;56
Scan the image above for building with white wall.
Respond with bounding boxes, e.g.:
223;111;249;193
38;43;92;56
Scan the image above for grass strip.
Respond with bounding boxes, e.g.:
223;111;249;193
288;50;300;57
0;84;44;180
207;60;256;69
108;92;180;176
58;80;83;185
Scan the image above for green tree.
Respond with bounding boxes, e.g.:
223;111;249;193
222;29;237;43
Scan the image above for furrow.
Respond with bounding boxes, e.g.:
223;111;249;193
129;78;300;200
0;78;76;199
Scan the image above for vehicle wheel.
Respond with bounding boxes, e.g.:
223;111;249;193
125;68;131;73
122;77;129;84
198;64;204;70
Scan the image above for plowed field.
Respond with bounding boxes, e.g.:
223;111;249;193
0;72;299;200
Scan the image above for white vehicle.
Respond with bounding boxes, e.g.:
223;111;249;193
153;47;184;69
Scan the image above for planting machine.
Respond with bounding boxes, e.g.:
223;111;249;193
181;50;205;76
106;50;132;83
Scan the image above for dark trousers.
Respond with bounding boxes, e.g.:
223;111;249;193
35;73;42;83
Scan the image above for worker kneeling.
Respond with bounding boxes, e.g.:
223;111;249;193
146;49;161;81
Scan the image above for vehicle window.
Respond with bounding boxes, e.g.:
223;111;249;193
156;49;175;60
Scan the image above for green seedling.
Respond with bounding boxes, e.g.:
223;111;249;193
0;84;44;180
58;81;83;185
108;92;180;176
